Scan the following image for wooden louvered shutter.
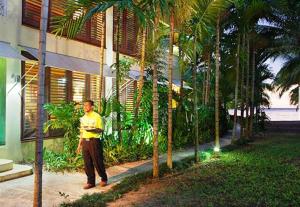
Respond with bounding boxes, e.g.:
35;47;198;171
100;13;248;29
22;62;39;140
125;10;138;56
22;0;42;28
23;0;106;46
48;68;67;137
113;8;141;57
124;80;135;113
49;68;67;104
90;12;106;47
72;72;86;103
90;74;105;105
118;79;135;113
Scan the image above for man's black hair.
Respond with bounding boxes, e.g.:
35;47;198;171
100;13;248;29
84;100;94;106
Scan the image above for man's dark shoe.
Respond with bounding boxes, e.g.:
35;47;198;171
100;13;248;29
83;183;95;189
99;181;107;187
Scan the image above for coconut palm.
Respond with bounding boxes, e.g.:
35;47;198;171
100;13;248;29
188;0;232;158
232;34;240;142
269;0;300;108
165;0;196;169
224;0;271;140
138;0;171;178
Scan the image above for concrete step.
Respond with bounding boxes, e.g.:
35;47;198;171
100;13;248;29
0;164;33;182
0;159;13;172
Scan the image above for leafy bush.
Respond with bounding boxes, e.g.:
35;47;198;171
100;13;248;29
43;102;83;171
43;94;155;171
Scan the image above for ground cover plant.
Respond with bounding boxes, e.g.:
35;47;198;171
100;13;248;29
62;133;300;207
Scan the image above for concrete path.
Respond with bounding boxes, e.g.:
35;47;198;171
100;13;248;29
0;135;231;207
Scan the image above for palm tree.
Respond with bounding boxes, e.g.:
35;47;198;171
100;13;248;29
189;0;232;157
167;8;174;169
204;49;212;105
114;7;122;142
166;0;195;168
34;1;49;206
98;11;106;113
249;48;256;137
192;38;199;162
269;0;300;108
245;35;250;139
134;27;147;119
136;0;165;178
152;16;160;178
215;13;221;152
232;34;240;141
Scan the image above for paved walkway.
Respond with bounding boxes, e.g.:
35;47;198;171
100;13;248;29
0;135;231;207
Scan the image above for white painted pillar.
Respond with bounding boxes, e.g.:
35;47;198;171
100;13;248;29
105;7;114;99
0;0;23;161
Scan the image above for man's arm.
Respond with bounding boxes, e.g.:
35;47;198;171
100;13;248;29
76;132;83;154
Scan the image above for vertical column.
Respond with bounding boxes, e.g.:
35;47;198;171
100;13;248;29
105;7;114;99
0;58;6;146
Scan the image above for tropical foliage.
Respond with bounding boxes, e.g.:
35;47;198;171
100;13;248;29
42;0;300;175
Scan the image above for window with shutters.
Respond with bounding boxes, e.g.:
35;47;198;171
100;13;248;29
22;0;41;28
21;63;109;140
49;68;67;105
72;72;86;103
22;62;39;141
113;8;142;57
120;79;136;113
113;79;136;113
22;0;106;47
90;74;105;105
48;67;68;137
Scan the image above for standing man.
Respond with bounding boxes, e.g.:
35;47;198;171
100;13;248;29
77;100;108;189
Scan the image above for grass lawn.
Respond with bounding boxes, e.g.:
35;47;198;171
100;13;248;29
62;133;300;207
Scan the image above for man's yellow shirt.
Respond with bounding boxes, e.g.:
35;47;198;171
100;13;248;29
80;111;103;139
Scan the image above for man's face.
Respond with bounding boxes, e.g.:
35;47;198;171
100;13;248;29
83;102;93;113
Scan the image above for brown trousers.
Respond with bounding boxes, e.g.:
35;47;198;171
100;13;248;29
82;138;108;185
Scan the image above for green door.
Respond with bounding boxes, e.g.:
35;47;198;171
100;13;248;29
0;58;6;145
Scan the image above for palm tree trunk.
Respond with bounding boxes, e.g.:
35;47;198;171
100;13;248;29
152;17;159;178
134;27;147;118
98;12;105;113
115;9;122;143
232;35;240;142
215;15;221;151
249;49;255;137
202;67;206;105
167;11;174;169
205;52;211;105
245;35;250;140
193;40;199;162
298;84;300;110
179;39;184;101
240;33;245;136
33;0;49;206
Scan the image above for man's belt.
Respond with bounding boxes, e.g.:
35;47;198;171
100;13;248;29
82;137;100;141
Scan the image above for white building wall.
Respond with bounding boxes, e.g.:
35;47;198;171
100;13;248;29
0;0;115;161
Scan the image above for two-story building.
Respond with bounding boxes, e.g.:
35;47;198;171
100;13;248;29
0;0;144;162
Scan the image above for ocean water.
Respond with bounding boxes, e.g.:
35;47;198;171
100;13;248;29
228;108;300;121
264;108;300;121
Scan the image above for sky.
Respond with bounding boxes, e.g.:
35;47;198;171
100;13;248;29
264;58;296;108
